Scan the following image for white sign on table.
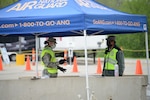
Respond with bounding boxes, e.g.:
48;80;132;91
0;47;10;64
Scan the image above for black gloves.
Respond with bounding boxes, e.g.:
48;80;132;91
57;59;67;73
59;59;67;64
119;74;122;76
57;66;67;73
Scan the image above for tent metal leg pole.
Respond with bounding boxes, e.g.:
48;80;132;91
35;35;39;77
145;31;150;96
84;30;90;100
145;31;150;84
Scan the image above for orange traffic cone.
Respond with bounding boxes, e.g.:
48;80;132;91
25;56;31;71
135;60;143;75
64;49;67;66
32;48;35;66
0;56;3;71
96;58;102;74
72;56;78;72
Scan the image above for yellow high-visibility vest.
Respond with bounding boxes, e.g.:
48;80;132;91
41;46;57;74
104;48;118;70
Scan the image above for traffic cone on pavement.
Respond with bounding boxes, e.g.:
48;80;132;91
96;58;102;74
0;56;3;71
135;60;143;75
72;56;78;72
25;56;31;71
32;48;35;66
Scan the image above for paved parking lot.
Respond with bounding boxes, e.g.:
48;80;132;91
0;58;149;79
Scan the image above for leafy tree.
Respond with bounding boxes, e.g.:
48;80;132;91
116;0;150;58
0;0;17;9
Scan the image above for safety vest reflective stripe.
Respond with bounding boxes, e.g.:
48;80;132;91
45;67;57;74
105;58;117;65
104;48;118;70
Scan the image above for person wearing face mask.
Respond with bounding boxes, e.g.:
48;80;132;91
41;37;67;78
102;36;125;76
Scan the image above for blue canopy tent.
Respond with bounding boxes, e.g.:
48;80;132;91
0;0;147;35
0;0;149;99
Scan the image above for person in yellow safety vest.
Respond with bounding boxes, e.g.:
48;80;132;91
102;36;125;76
41;37;67;78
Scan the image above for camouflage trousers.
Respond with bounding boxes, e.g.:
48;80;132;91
42;69;58;78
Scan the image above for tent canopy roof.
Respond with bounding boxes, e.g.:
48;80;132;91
0;0;147;36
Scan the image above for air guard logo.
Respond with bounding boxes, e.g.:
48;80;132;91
7;0;68;12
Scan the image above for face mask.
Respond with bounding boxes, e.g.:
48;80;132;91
51;44;56;49
107;40;112;47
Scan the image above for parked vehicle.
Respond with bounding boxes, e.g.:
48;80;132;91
40;35;107;63
0;36;35;61
0;35;107;61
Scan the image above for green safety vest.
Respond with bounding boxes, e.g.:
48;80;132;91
104;48;118;70
41;46;57;74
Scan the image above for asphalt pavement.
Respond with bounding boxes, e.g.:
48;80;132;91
0;58;149;79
